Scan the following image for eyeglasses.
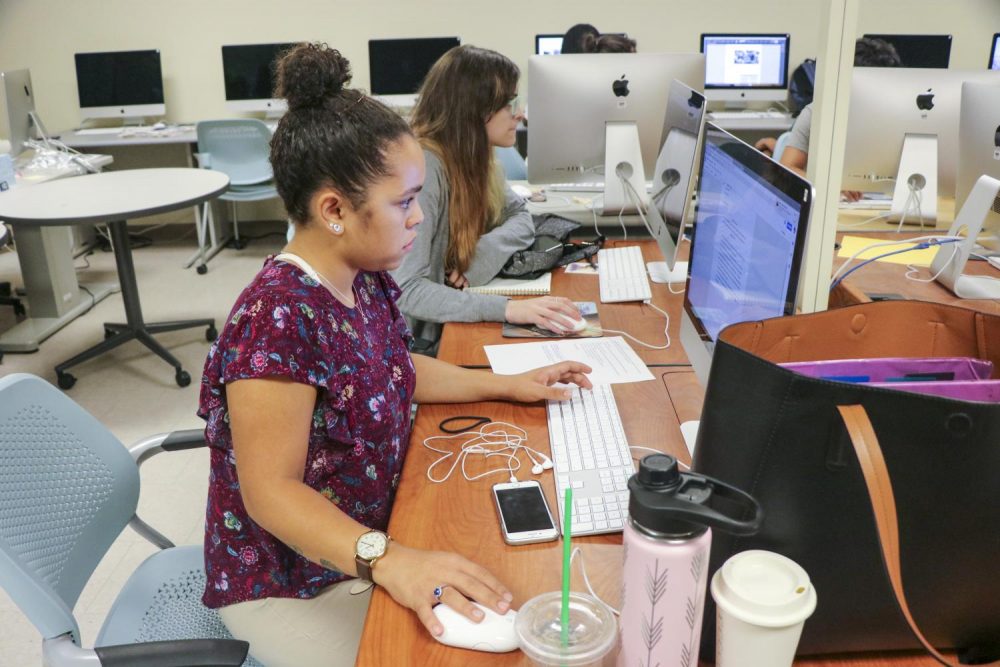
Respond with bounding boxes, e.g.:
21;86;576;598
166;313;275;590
503;96;522;115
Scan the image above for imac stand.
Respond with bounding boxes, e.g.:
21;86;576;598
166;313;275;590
602;121;647;216
932;174;1000;299
891;133;938;225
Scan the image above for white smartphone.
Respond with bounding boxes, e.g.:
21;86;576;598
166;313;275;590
492;480;560;545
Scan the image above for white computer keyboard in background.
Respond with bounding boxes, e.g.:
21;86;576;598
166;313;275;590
598;245;652;303
548;384;634;536
544;181;655;194
75;128;124;135
709;110;790;121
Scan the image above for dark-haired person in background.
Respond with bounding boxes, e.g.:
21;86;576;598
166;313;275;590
756;36;901;200
580;32;637;53
198;42;592;667
561;23;599;53
392;45;581;342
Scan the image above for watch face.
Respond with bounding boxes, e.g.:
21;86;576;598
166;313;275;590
357;531;388;560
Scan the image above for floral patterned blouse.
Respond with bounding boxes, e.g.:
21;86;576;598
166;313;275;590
198;256;415;608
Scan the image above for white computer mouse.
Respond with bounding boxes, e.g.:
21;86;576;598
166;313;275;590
432;602;519;653
151;122;167;131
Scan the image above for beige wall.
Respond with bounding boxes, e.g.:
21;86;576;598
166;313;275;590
0;0;995;224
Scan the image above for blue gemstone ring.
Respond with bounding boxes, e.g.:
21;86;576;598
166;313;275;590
433;584;449;601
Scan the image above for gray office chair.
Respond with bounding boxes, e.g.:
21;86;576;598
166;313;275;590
193;120;280;274
0;373;258;666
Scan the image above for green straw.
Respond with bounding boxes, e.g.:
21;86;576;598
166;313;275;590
561;486;573;648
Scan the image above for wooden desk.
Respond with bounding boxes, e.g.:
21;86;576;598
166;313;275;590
440;240;691;367
829;231;1000;316
836;198;955;233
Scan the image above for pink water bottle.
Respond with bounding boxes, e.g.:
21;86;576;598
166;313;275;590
618;454;762;667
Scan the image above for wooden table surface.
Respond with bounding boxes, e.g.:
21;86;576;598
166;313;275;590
440;240;690;367
355;227;958;666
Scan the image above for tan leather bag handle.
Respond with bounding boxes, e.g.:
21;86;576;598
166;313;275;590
837;404;997;667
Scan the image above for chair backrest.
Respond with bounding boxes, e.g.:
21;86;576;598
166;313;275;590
0;374;140;641
495;146;527;181
196;119;274;186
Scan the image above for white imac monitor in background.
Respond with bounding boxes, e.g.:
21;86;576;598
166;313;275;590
536;34;563;55
0;69;37;156
221;43;296;116
74;50;165;124
368;37;459;108
990;34;1000;70
700;33;790;105
928;82;1000;299
646;81;707;282
527;52;705;214
842;68;1000;224
681;123;813;388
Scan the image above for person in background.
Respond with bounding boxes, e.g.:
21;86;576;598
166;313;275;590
581;32;637;53
199;42;592;667
756;36;901;201
561;23;600;54
391;45;581;344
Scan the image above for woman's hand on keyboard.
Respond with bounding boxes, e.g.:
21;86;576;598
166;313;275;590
505;296;580;333
501;360;593;402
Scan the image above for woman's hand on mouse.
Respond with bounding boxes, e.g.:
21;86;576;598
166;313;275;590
373;543;512;636
505;297;580;333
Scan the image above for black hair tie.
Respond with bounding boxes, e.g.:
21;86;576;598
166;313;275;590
438;415;492;434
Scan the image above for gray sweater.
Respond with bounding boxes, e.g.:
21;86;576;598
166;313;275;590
391;149;535;335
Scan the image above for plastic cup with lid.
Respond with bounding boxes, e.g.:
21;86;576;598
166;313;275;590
514;591;618;666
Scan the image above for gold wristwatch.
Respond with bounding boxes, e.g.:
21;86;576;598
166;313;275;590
355;529;391;582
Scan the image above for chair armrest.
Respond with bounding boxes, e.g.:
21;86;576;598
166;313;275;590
129;429;206;466
126;429;207;550
193;152;211;169
94;639;249;667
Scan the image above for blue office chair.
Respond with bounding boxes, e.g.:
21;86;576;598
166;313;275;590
495;146;527;181
193;119;281;274
0;373;258;666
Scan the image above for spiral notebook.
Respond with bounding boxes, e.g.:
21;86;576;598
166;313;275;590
467;272;552;296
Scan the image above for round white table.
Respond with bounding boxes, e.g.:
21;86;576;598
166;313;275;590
0;168;230;388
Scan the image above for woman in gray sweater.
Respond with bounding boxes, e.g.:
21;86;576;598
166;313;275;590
391;45;580;341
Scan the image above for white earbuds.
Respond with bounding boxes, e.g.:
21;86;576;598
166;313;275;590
422;422;553;484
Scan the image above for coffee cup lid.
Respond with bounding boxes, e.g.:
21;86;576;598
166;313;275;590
710;550;817;628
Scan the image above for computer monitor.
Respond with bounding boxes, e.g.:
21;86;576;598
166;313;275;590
681;122;814;387
989;33;1000;70
527;52;704;213
929;81;1000;299
74;49;165;123
536;34;563;55
645;81;707;280
700;33;790;104
221;43;296;116
842;68;1000;223
368;37;460;107
862;34;951;69
0;69;37;156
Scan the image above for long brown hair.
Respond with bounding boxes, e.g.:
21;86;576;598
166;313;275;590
410;45;519;274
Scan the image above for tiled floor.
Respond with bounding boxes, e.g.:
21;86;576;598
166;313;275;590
0;223;285;665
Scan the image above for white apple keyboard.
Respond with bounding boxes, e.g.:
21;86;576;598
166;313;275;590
709;110;789;121
432;602;519;653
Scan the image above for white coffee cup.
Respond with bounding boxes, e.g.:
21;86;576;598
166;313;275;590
711;550;817;667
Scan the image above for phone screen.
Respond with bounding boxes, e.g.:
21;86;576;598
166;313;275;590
496;485;555;534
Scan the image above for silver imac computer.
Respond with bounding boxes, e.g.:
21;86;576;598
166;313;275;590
74;49;165;123
645;81;707;283
842;68;1000;224
535;34;563;55
527;52;704;214
681;122;813;390
221;43;296;116
990;34;1000;70
700;33;790;105
929;81;1000;299
368;37;459;108
0;69;38;156
863;34;952;69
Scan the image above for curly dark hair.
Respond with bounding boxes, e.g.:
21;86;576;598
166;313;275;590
854;37;902;67
269;43;412;223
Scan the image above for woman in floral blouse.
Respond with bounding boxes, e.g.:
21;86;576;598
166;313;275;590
197;43;591;667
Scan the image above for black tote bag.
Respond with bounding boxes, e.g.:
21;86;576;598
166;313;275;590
692;301;1000;660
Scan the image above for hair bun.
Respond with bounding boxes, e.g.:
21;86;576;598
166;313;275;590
276;43;353;110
